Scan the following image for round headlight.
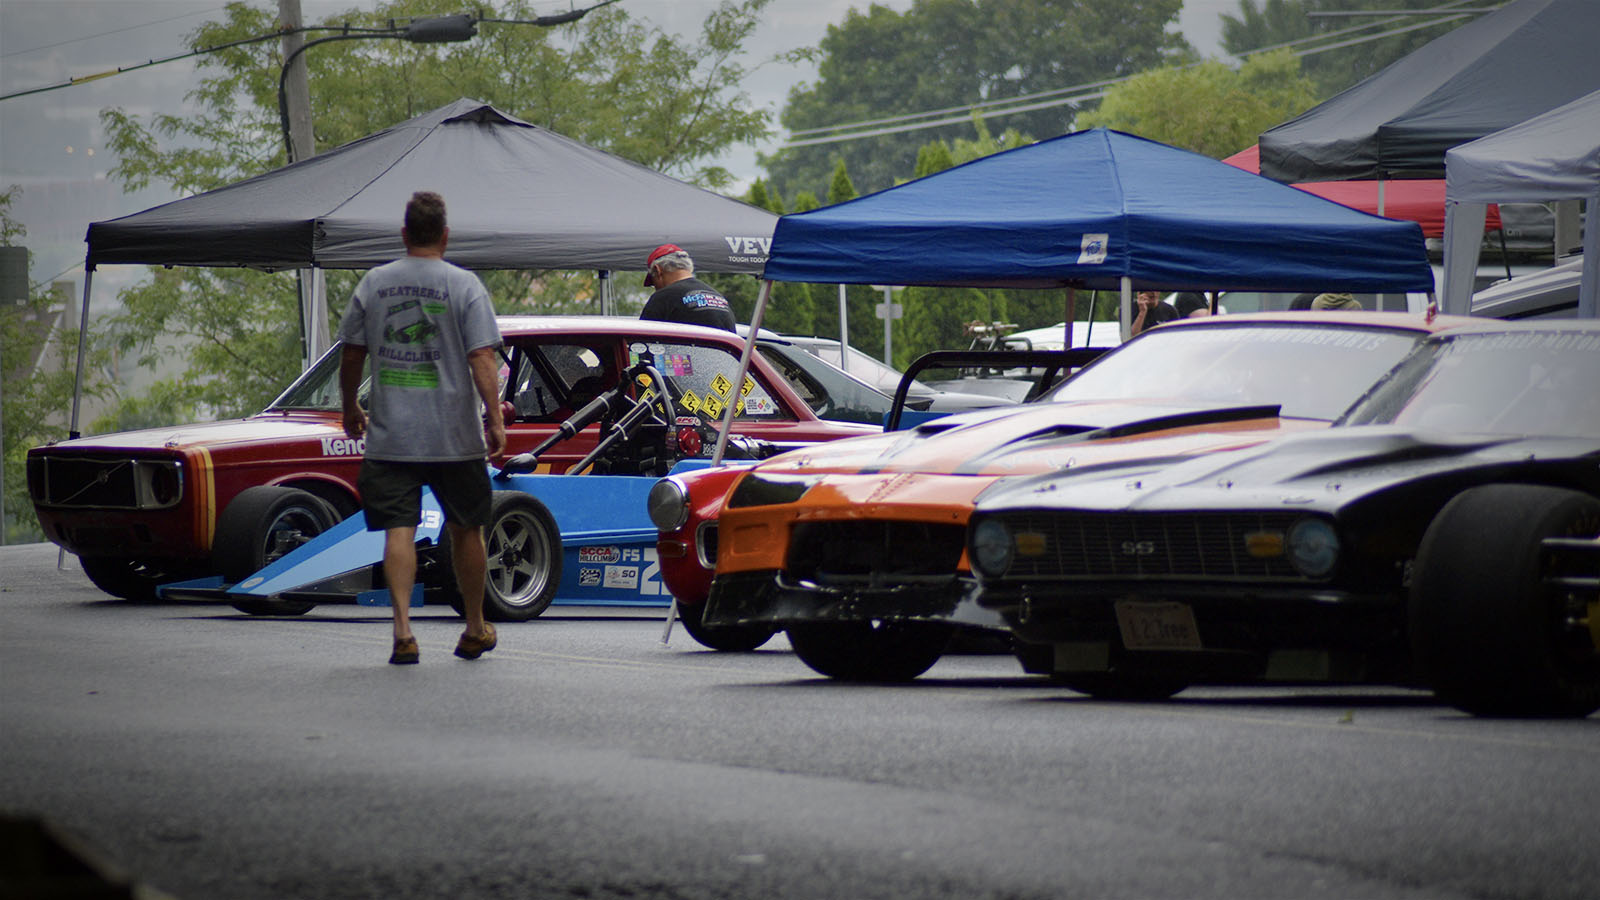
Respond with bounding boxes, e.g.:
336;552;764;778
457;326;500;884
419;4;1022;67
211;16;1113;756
647;478;689;532
1286;517;1339;578
970;518;1014;578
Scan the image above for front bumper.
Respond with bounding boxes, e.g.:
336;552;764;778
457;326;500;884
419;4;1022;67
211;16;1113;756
979;581;1413;684
704;569;1006;632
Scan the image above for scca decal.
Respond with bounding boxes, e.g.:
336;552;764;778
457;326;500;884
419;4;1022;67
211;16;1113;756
579;546;621;564
321;436;366;456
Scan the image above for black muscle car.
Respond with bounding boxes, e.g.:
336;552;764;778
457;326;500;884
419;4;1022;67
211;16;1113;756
967;319;1600;716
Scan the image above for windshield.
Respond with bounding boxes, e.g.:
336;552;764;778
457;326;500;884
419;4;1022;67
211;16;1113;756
789;338;935;399
757;343;892;425
1043;324;1423;421
268;344;355;411
1339;330;1600;437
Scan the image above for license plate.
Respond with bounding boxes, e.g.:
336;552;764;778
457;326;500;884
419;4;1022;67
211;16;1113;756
1115;600;1202;651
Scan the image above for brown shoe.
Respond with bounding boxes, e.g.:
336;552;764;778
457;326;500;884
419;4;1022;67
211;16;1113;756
454;623;497;660
389;636;420;665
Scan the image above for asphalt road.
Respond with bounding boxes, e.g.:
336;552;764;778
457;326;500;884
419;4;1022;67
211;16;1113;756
2;541;1597;900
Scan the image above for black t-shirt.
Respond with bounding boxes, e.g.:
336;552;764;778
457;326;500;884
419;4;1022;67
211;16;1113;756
1138;300;1181;331
639;277;738;332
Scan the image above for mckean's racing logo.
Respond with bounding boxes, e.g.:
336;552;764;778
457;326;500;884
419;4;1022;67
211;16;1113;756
578;546;621;564
722;235;772;264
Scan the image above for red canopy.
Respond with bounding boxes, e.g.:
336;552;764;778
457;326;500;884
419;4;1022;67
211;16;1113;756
1224;145;1500;239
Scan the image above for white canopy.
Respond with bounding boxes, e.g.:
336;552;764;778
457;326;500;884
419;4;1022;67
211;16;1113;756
1441;89;1600;317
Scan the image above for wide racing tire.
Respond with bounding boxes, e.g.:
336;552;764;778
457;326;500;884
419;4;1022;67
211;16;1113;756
440;491;562;622
786;620;953;682
79;556;199;603
677;600;776;652
215;486;338;617
1410;484;1600;718
1055;672;1189;701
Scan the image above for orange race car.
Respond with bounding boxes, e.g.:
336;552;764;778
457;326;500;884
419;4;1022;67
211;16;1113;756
651;312;1475;679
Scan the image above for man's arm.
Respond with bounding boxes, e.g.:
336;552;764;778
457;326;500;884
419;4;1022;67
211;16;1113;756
1130;307;1150;336
468;346;506;457
340;345;368;438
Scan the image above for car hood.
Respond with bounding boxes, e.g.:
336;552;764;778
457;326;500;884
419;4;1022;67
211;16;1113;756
975;425;1600;516
31;412;345;454
748;399;1299;477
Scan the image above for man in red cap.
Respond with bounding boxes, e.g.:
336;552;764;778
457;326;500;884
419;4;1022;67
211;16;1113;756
638;243;738;332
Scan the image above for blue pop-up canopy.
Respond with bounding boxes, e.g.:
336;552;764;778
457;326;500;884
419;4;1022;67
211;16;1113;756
761;128;1434;293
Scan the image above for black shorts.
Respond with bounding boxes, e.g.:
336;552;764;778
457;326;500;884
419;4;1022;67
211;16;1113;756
357;459;492;531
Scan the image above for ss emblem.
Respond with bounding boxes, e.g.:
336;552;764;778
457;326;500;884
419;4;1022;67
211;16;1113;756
1120;540;1156;556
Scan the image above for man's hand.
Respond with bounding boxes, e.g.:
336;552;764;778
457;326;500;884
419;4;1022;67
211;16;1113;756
467;345;506;459
339;345;369;439
343;407;367;439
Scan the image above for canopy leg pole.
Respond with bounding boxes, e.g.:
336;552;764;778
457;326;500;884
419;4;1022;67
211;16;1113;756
1579;191;1599;319
1376;176;1390;311
712;279;774;466
837;284;849;373
295;269;310;370
1119;277;1132;342
68;265;94;441
62;264;95;570
1063;287;1075;349
660;596;678;645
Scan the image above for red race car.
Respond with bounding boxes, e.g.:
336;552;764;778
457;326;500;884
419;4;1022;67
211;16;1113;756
29;317;875;601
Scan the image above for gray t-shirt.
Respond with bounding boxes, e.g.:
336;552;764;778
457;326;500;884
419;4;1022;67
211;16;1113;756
337;256;502;462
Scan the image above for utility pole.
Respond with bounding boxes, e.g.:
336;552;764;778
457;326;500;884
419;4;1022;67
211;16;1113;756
278;0;314;163
278;0;328;370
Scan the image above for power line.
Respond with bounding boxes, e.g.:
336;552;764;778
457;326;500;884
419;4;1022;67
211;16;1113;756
777;0;1492;150
0;2;619;103
1;6;230;59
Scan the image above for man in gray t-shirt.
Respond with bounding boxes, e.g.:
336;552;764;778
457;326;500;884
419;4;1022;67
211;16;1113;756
338;191;505;665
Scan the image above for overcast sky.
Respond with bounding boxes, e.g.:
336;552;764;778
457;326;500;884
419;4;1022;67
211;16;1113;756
0;0;1234;287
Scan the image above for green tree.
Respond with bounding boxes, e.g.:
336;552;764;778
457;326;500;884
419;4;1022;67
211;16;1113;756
946;118;1032;165
820;160;887;357
913;140;956;179
1;188;115;542
744;180;820;335
763;0;1189;201
826;159;858;205
1076;49;1319;158
1221;0;1471;99
97;0;777;426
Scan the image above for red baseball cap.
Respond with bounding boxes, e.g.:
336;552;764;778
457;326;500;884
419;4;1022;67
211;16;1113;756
643;243;684;286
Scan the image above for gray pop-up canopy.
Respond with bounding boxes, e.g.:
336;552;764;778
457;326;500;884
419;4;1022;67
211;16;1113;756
1441;89;1600;318
85;98;778;272
1258;0;1600;183
67;98;777;439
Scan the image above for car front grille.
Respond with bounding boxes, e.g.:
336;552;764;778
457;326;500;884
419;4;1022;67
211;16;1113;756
786;520;966;585
28;455;184;510
991;511;1311;582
